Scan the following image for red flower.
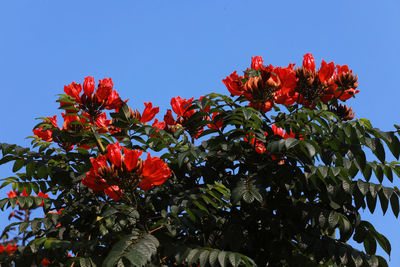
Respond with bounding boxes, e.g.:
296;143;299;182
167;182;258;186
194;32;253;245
152;119;166;130
171;96;195;119
251;56;264;70
164;109;176;125
271;125;284;137
90;155;108;175
106;142;123;168
106;89;122;110
21;188;29;197
222;71;245;96
318;59;335;83
33;128;53;142
337;88;359;101
95;113;112;133
139;153;171;190
104;185;122;201
47;115;58;127
5;244;17;255
140;102;159;123
41;258;51;266
64;82;82;102
303;53;316;70
138;178;153;191
275;67;297;95
244;134;266;154
97;78;114;103
274;90;297;105
33;115;58;142
7;191;18;198
336;64;350;76
83;76;95;97
82;170;108;192
249;101;273;113
207;113;223;130
123;148;142;172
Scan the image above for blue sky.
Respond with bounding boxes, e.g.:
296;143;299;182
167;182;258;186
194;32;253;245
0;0;399;264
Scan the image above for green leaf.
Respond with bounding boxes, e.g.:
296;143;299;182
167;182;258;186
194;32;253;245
374;232;391;256
217;251;227;267
199;250;210;267
12;159;25;172
378;191;389;215
364;235;377;255
250;189;263;203
177;151;189;168
242;190;255;204
103;233;159;267
19;222;29;234
357;180;369;196
302;140;317;157
358;118;373;129
374;138;386;163
186;248;201;266
231;182;245;205
120;102;132;121
209;250;219;267
328;211;339;229
31;220;41;233
242;108;252;121
390;193;399;217
228;252;241;267
284;138;299;150
366;192;377;213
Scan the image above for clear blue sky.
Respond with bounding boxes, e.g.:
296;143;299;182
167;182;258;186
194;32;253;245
0;0;399;264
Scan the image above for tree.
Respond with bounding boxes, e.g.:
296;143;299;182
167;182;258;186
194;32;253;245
0;54;397;266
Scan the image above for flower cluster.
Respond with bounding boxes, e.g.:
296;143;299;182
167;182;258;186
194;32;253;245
82;142;171;201
223;54;359;112
151;96;223;139
64;77;123;116
33;77;128;151
0;242;17;255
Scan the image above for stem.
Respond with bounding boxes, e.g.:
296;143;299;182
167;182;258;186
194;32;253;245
91;126;106;154
22;209;30;246
148;225;164;234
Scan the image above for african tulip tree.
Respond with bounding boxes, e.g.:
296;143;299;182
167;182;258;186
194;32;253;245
0;54;397;267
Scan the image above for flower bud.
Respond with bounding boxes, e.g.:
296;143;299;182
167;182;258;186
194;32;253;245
83;76;95;96
251;56;264;70
303;53;315;70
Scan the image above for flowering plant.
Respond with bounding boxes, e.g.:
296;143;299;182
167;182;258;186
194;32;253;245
0;54;397;266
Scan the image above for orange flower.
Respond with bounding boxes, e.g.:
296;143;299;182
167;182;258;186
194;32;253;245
83;76;95;97
5;243;17;255
104;186;122;201
171;96;195;119
207;113;223;130
139;153;171;190
64;82;82;103
302;53;315;70
106;142;123;168
41;258;50;266
123;148;142;172
140;102;159;123
251;56;264;70
318;59;335;83
222;71;245;96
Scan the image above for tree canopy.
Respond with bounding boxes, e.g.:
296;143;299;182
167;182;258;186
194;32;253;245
0;54;398;266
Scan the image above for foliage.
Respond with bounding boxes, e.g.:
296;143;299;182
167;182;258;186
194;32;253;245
0;54;398;266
